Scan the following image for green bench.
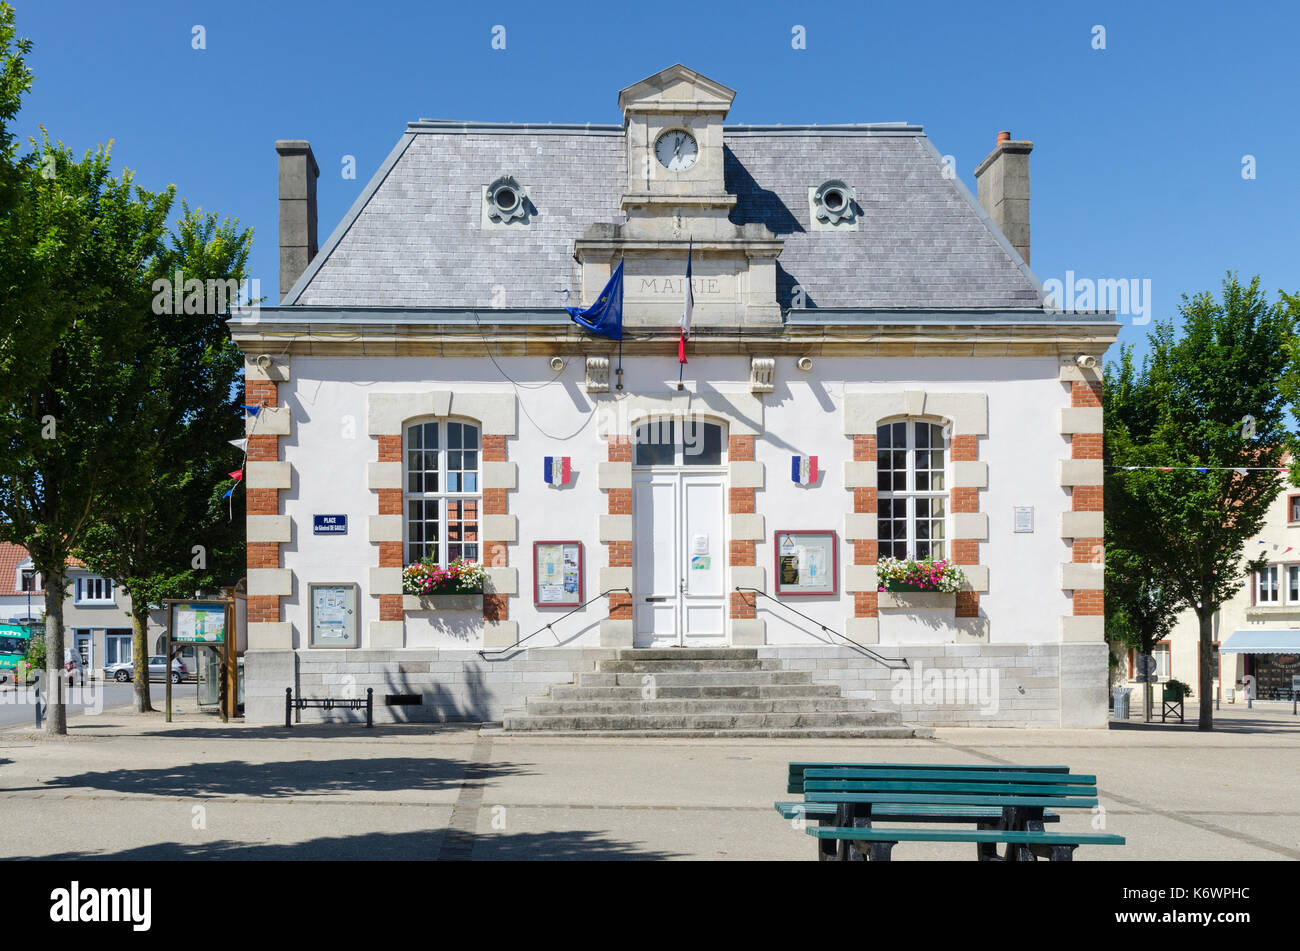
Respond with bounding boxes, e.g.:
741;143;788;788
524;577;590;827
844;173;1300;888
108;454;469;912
780;761;1125;861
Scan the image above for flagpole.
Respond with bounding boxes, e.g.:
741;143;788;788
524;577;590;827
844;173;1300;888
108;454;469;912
616;336;623;391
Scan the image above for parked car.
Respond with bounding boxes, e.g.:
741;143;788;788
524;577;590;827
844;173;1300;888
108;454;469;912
102;655;186;684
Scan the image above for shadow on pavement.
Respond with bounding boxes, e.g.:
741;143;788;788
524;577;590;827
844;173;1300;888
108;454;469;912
3;755;531;799
8;828;680;861
1108;716;1300;734
81;722;487;740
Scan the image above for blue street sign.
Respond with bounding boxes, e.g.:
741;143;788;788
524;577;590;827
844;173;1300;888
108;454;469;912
313;514;348;535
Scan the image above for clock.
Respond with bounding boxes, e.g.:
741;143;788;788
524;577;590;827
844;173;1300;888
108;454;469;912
654;129;698;171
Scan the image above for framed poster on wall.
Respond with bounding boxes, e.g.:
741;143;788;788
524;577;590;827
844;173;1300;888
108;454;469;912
773;530;839;597
309;582;359;648
534;541;584;607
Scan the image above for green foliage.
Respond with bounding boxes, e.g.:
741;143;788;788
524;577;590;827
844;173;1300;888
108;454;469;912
23;633;44;671
1164;678;1193;700
1105;273;1299;728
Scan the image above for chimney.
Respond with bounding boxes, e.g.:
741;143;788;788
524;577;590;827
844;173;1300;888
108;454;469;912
973;131;1032;264
276;140;319;301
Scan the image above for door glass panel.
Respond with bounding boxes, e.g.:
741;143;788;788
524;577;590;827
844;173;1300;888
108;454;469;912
634;421;676;466
683;422;723;465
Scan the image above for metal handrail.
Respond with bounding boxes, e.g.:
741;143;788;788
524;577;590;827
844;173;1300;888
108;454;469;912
477;587;630;656
733;586;909;669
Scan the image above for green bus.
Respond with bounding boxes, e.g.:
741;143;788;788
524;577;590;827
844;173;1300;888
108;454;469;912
0;622;32;680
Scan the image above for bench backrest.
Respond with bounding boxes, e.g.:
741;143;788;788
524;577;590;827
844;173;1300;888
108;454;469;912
787;762;1069;794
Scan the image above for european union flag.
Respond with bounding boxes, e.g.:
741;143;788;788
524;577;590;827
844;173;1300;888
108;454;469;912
566;259;623;340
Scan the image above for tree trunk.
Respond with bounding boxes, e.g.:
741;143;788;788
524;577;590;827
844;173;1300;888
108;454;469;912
1198;609;1214;731
131;608;154;713
43;571;67;735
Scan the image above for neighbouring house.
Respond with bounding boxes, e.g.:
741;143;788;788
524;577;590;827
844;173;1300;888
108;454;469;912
0;542;168;677
1120;467;1300;703
230;64;1120;729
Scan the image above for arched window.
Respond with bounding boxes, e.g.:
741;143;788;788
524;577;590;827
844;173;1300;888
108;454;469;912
405;419;481;565
632;418;725;467
877;419;947;560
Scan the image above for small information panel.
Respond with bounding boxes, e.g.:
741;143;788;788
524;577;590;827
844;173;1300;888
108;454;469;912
313;514;348;535
170;601;227;644
1013;506;1035;533
310;583;358;648
534;541;584;607
773;530;839;597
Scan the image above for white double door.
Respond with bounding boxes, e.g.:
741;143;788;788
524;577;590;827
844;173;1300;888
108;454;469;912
633;469;728;647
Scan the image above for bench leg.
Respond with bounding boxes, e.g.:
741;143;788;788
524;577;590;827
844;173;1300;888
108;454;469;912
868;841;895;862
1049;845;1076;862
976;821;1000;862
817;820;838;862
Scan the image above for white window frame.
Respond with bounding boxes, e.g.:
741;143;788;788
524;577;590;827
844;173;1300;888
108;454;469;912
1257;565;1280;604
1287;565;1300;604
876;418;950;561
74;575;115;605
403;418;482;567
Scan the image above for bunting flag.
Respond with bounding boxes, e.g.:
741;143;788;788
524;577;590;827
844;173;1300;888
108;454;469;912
791;455;818;485
543;456;571;486
242;404;261;416
229;469;243;482
228;438;248;452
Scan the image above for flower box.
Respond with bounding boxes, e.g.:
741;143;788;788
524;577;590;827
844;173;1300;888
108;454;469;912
878;590;957;610
402;558;486;598
403;594;484;613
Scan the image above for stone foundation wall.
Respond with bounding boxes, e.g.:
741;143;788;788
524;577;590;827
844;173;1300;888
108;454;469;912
244;642;1109;728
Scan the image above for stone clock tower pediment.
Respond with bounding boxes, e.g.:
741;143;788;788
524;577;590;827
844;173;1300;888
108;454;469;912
576;65;783;330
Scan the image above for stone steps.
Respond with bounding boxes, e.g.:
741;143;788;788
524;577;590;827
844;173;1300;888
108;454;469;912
487;726;928;739
549;683;841;700
499;647;927;738
525;697;879;716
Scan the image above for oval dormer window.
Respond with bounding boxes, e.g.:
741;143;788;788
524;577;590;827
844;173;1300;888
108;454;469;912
486;175;528;223
813;179;855;225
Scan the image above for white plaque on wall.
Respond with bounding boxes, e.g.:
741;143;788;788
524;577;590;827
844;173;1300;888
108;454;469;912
1013;506;1035;533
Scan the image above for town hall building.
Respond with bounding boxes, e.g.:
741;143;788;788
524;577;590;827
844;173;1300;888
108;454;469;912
231;65;1119;730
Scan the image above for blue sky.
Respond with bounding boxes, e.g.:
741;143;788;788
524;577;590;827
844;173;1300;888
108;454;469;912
11;0;1299;357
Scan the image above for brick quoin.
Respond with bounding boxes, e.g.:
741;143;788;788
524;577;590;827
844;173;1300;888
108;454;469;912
246;434;279;463
853;540;877;565
1071;433;1104;460
1072;380;1103;408
607;436;631;463
730;591;756;619
729;540;755;567
608;488;632;515
728;435;755;462
484;594;509;622
378;541;403;568
246;488;278;515
247;595;279;624
950;435;978;462
729;487;755;514
482;435;507;463
377;434;402;463
377;488;402;516
853;487;877;514
952;538;980;565
853;434;877;461
484;542;509;568
1073;590;1105;615
608;541;633;568
855;591;879;618
379;594;404;622
246;542;279;570
608;592;632;619
951;487;979;513
1072;486;1103;511
1072;537;1104;563
956;591;979;618
483;488;508;516
244;380;278;408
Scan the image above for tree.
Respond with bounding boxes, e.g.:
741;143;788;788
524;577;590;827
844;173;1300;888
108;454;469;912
76;203;252;712
0;133;174;734
1105;274;1298;731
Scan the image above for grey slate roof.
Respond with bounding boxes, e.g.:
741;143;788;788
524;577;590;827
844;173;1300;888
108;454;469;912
293;125;1044;312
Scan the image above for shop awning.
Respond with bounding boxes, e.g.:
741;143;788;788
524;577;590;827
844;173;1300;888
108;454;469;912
1220;630;1300;654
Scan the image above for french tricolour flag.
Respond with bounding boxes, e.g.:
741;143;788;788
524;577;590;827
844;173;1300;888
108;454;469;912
792;455;818;485
543;456;571;486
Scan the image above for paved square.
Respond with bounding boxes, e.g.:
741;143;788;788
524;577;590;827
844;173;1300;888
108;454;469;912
1;703;1296;860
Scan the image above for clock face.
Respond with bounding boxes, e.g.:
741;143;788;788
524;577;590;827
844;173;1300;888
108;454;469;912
655;130;698;171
